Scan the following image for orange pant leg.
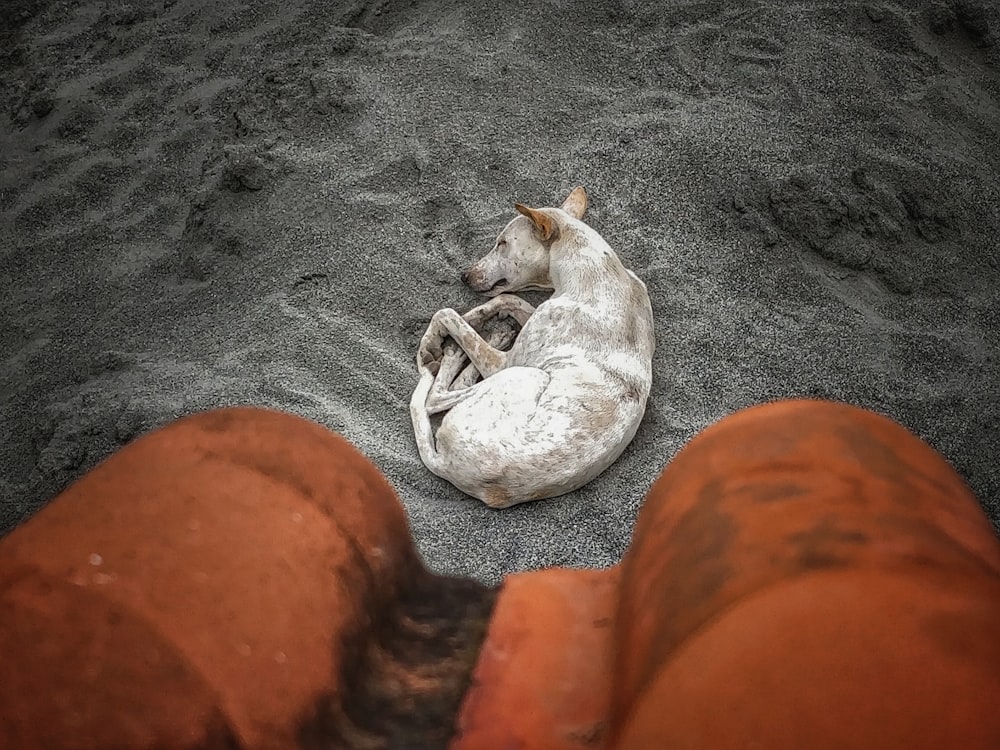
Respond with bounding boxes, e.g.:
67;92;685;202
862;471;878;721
0;407;493;750
613;399;1000;749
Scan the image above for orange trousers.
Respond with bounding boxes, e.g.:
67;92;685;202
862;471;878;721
2;400;998;749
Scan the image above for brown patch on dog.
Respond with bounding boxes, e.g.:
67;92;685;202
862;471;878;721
567;387;621;436
606;369;646;403
484;485;513;509
514;203;557;241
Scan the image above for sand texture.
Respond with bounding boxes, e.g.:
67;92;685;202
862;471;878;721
2;0;999;582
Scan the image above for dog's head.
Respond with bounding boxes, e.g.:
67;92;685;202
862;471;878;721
461;186;589;296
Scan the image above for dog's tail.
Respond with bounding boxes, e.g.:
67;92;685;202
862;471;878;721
410;369;445;476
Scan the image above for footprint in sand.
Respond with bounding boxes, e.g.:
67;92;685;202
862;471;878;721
925;2;997;52
656;11;802;108
177;145;285;281
728;166;968;308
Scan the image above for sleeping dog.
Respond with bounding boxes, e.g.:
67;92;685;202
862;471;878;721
411;187;655;508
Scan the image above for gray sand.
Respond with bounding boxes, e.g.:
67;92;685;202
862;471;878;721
2;0;998;583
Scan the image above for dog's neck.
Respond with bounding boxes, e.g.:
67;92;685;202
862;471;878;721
548;221;631;301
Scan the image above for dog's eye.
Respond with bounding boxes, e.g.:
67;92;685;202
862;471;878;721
497;238;506;246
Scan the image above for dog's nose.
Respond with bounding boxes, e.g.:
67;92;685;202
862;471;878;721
460;269;471;286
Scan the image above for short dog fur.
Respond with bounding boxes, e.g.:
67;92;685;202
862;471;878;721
410;187;654;508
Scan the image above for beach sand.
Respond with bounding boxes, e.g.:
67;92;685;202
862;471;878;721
2;0;998;583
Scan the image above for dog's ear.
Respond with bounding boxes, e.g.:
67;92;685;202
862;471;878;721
514;203;557;241
561;186;588;219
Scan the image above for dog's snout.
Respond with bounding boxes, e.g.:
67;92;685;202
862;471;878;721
460;269;472;286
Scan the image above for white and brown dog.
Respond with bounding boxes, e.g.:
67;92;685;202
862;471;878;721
410;187;654;508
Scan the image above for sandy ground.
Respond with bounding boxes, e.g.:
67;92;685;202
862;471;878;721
1;0;998;583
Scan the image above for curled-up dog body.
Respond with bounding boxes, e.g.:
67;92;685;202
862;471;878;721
410;186;655;508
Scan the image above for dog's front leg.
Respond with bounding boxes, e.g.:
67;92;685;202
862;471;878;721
464;293;536;328
418;308;508;378
425;325;516;414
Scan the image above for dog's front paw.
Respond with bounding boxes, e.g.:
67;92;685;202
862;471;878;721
421;335;444;363
417;348;442;375
417;331;444;374
463;307;490;329
418;353;441;376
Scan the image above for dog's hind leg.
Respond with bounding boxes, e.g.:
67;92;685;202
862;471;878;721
426;325;516;413
431;341;470;391
425;381;480;415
